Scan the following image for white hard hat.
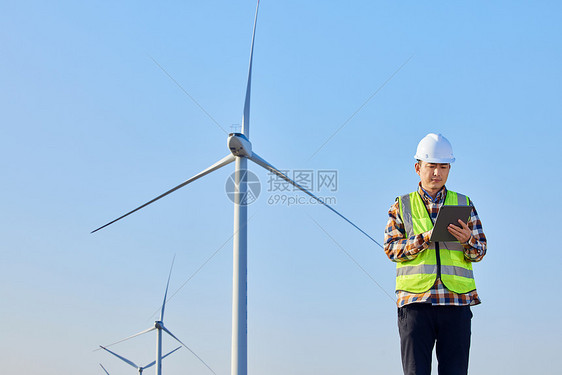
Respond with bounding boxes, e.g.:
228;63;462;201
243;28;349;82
414;133;455;163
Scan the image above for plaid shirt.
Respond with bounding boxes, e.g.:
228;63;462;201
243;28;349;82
384;184;487;307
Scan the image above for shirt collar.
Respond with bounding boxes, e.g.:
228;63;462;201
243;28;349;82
418;183;447;204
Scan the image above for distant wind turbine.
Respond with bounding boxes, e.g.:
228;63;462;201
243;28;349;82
92;1;380;375
99;258;216;375
99;345;181;375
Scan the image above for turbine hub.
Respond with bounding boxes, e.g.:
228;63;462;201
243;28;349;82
228;133;252;157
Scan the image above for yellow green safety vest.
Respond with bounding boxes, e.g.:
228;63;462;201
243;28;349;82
396;190;476;294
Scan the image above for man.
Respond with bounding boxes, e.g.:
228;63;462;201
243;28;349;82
384;133;487;375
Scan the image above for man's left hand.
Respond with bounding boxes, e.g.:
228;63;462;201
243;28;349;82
448;219;471;243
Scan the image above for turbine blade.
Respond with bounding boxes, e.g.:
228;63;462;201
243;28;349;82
91;154;235;233
142;346;181;370
242;0;260;137
162;346;182;360
162;326;216;374
99;363;110;375
249;152;383;248
99;346;138;369
160;327;188;351
161;255;176;321
97;327;156;350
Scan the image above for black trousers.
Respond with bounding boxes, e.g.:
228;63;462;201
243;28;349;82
398;303;472;375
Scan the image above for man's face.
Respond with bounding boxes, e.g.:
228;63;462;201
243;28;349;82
415;161;450;193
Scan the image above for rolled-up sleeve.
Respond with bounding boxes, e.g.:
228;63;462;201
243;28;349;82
462;202;487;262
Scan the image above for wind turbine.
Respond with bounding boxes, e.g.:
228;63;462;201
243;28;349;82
92;1;380;375
99;258;216;375
99;345;182;375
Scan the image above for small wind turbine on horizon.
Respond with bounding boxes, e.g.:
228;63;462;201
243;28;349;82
100;345;181;375
98;258;216;375
92;1;381;375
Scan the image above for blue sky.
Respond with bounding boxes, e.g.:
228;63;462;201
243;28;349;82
1;1;561;374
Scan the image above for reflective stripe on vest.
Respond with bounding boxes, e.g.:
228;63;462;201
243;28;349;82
396;190;476;294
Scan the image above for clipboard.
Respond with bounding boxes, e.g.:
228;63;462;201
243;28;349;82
429;205;473;242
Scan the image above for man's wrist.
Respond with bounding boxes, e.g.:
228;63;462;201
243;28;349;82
463;234;476;247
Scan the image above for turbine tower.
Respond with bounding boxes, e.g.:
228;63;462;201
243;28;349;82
99;258;216;375
92;1;380;374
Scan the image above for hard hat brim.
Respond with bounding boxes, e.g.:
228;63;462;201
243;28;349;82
414;155;455;163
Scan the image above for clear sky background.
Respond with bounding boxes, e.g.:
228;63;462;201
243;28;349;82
1;1;561;374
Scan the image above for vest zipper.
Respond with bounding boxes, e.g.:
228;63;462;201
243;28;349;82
419;191;442;280
435;241;441;279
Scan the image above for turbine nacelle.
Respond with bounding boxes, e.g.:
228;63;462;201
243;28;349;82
228;133;252;158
